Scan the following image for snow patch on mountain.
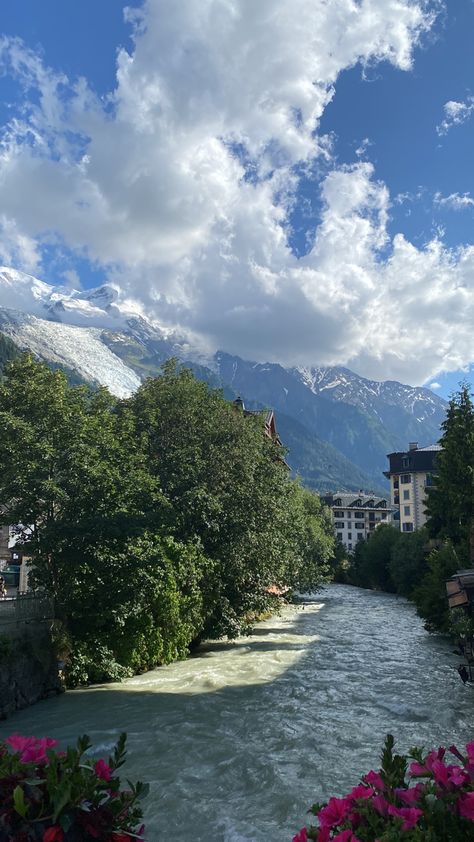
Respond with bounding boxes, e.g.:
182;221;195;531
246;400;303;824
0;308;141;398
293;365;445;423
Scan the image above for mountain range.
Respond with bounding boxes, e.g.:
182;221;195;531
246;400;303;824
0;267;447;493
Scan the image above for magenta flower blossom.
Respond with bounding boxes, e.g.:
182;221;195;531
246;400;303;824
387;805;423;831
6;735;58;765
348;784;374;801
458;791;474;821
332;830;361;842
292;828;307;842
371;794;389;816
94;758;112;781
318;797;351;828
363;770;384;790
395;783;424;805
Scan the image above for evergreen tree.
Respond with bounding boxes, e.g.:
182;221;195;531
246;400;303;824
425;384;474;563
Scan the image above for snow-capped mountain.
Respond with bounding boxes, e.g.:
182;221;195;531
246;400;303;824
0;266;448;491
294;365;443;429
0;308;141;398
0;266;144;329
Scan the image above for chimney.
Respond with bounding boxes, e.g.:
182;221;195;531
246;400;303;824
409;442;418;451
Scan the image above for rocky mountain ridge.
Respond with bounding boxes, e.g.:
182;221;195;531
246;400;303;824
0;267;447;493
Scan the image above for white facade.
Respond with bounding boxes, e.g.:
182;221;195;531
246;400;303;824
323;493;393;552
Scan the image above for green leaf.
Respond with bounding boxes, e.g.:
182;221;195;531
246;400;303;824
52;782;72;822
13;785;27;818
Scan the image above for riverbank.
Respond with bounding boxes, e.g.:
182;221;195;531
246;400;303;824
1;584;470;841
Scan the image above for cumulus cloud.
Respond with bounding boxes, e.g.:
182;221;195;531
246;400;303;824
437;97;474;135
2;0;469;387
434;191;474;210
428;382;442;390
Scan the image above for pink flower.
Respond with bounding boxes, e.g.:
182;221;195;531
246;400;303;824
410;748;445;778
316;828;331;842
318;797;351;828
466;742;474;764
371;794;389;816
363;770;384;790
6;734;57;764
387;805;423;831
332;832;361;842
292;829;307;842
348;784;374;801
94;758;112;781
43;827;64;842
458;792;474;821
395;784;424;805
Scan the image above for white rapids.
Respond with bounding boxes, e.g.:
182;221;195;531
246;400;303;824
1;584;473;841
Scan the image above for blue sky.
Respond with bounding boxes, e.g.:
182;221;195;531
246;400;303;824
0;1;473;394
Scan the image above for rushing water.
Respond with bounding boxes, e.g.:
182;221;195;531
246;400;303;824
2;584;474;841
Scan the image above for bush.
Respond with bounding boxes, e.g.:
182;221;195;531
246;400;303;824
0;732;147;841
293;734;474;841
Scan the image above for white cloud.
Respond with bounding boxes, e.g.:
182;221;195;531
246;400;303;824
4;0;473;387
437;97;474;135
434;191;474;210
428;382;442;390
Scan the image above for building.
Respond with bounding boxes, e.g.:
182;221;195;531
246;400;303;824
233;397;289;467
384;442;441;532
322;492;394;552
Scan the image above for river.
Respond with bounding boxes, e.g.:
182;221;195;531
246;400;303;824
1;584;473;841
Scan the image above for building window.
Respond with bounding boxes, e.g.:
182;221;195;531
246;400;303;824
402;523;414;532
348;543;352;550
354;512;364;519
381;512;387;520
347;532;352;539
369;512;375;521
355;523;364;530
403;489;410;500
394;495;400;505
337;533;343;541
425;474;435;487
401;474;411;484
402;456;411;469
346;511;351;518
334;510;344;518
357;534;364;541
404;505;411;516
335;522;344;529
393;480;399;490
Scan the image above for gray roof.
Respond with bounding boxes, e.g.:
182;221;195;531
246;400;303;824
416;444;442;452
324;492;393;510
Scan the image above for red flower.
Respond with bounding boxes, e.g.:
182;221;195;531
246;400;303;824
43;827;64;842
94;758;112;781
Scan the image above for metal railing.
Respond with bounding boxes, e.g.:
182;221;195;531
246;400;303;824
0;593;54;627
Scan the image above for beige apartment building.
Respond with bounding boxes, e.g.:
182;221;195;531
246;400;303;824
384;442;441;532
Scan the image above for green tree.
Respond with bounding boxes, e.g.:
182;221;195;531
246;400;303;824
413;543;460;632
425;384;474;563
388;528;429;598
130;361;332;637
349;525;400;591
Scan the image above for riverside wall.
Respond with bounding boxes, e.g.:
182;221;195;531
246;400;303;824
0;597;63;719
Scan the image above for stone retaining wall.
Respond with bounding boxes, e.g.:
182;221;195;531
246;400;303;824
0;619;63;719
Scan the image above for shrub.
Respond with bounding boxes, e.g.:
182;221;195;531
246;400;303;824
0;732;147;841
293;734;474;841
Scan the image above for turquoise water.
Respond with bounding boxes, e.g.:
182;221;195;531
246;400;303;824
1;584;472;840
